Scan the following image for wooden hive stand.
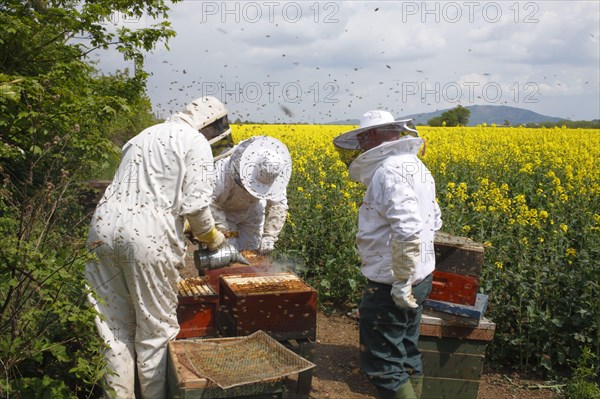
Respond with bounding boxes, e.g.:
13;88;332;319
419;311;496;399
217;272;318;396
167;338;287;399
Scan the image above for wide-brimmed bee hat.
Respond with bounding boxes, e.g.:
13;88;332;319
333;110;418;151
230;136;292;200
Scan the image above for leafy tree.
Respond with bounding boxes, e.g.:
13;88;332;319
428;105;471;127
0;0;177;396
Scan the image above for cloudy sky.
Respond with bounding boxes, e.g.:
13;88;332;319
97;1;600;124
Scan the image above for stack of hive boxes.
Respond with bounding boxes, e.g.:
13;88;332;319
172;252;318;396
419;232;495;399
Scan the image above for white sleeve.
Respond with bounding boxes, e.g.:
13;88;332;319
433;199;443;232
378;169;423;242
210;158;233;230
262;194;288;242
180;133;215;217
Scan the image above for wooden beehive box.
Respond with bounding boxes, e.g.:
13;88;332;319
430;270;479;306
78;179;111;214
218;272;317;341
176;277;218;339
419;311;496;399
430;233;485;306
199;251;272;295
167;338;285;399
434;232;485;278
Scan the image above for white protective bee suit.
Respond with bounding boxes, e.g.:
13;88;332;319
85;97;228;398
210;136;291;253
334;110;442;398
350;135;442;285
352;136;442;396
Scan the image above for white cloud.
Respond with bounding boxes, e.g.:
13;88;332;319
95;1;600;122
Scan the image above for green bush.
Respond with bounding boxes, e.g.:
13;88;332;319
563;347;600;399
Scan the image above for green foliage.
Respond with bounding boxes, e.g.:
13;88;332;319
0;0;177;77
0;179;107;398
563;347;600;398
427;127;600;377
428;105;471;127
0;0;176;396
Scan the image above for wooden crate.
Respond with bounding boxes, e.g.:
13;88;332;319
425;293;489;320
435;232;485;278
218;272;317;341
176;295;218;339
202;266;265;296
429;270;479;306
167;338;285;399
176;278;219;339
78;179;111;214
419;311;496;399
279;338;316;395
199;251;273;295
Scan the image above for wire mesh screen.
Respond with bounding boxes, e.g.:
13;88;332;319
180;330;315;389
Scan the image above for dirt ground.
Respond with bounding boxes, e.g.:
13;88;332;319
285;311;562;399
181;250;561;399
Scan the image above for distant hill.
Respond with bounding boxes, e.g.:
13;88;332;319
327;105;565;126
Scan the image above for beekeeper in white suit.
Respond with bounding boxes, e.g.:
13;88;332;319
208;136;292;254
334;111;442;399
85;96;234;398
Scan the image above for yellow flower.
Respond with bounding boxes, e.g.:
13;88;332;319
566;248;576;257
559;224;568;233
495;261;503;269
297;187;304;192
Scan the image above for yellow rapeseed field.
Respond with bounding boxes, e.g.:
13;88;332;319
233;124;600;368
233;124;599;251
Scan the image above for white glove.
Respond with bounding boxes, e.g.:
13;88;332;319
391;239;421;309
391;280;418;309
258;237;275;255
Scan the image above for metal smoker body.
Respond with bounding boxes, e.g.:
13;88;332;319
194;242;249;270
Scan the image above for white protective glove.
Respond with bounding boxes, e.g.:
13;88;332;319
390;239;421;309
258;237;275;255
391;281;418;309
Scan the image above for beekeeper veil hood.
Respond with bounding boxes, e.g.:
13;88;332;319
229;136;292;200
169;96;234;160
333;110;420;166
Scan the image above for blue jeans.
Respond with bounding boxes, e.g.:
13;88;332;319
359;274;433;392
